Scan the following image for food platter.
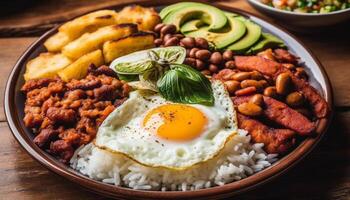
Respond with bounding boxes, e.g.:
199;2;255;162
4;1;333;199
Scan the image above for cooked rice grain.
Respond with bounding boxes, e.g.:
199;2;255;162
70;129;278;191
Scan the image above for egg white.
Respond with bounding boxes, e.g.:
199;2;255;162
95;80;237;170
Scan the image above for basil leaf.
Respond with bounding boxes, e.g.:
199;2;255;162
114;60;155;75
157;64;214;106
117;74;139;82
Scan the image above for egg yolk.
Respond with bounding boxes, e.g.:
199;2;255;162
143;104;207;141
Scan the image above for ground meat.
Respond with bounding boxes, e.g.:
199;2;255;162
21;78;57;93
89;64;118;78
93;85;118;100
22;65;130;163
46;107;77;124
33;128;59;148
50;140;74;163
66;78;101;90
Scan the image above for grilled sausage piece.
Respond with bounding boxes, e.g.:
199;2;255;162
273;49;298;64
233;95;316;135
234;56;282;76
289;73;329;118
234;56;329;118
237;113;296;154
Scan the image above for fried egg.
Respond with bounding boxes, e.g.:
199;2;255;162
95;80;237;170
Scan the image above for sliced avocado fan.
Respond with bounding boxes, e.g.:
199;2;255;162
185;15;246;49
247;33;286;54
227;17;262;53
162;3;227;31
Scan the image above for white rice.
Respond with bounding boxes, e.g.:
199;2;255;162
70;129;278;191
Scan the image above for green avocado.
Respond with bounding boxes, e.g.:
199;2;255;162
159;2;203;19
180;19;205;33
227;18;261;52
162;4;227;31
247;33;286;54
185;16;246;49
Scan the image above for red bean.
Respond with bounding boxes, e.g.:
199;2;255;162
195;37;209;49
195;49;211;61
164;37;179;47
209;52;223;65
223;50;234;61
180;37;196;48
189;48;199;58
209;64;219;73
154;23;165;33
160;24;176;35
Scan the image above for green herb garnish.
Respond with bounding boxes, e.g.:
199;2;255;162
109;47;214;106
157;64;214;106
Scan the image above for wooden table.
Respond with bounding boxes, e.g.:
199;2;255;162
0;0;349;199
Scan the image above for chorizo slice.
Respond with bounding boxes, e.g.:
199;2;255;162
289;73;329;118
233;95;316;135
237;113;296;154
234;56;282;76
273;49;298;64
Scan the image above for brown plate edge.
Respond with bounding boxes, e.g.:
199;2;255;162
4;1;334;200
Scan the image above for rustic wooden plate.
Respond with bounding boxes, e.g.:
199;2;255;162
4;1;333;199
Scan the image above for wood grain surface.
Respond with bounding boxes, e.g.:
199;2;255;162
0;0;349;199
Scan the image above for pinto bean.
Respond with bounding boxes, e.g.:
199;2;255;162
223;50;234;61
250;94;264;107
286;92;304;107
235;86;257;96
258;80;269;88
224;61;236;69
195;37;209;49
241;79;263;90
195;59;206;70
180;37;195;48
232;72;251;81
238;102;263;116
195;49;211;61
224;80;240;94
164;37;179;47
154;38;163;46
189;48;199;58
209;52;223;64
264;86;278;98
184;58;196;67
160;24;176;35
276;72;292;95
250;71;264;80
209;64;219;73
163;33;172;41
154;23;165;33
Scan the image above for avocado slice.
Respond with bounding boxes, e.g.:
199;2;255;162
185;16;246;49
181;19;204;33
223;11;238;18
227;18;261;52
247;33;286;54
160;2;203;19
162;4;227;31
